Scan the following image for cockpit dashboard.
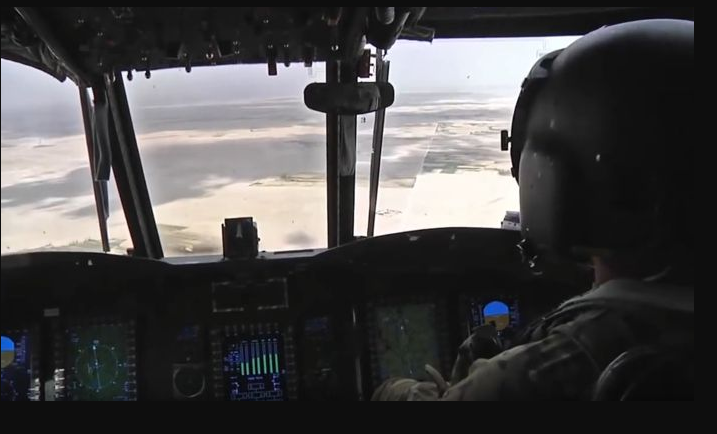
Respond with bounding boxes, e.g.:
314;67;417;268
2;228;589;401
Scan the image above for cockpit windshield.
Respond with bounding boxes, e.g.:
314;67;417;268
125;65;327;255
2;37;578;257
355;37;578;237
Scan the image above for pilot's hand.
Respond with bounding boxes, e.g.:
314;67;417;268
371;364;448;400
449;324;502;385
371;375;442;401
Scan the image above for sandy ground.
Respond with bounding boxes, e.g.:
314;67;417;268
1;94;518;256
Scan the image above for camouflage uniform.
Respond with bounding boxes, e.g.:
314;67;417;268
372;279;693;401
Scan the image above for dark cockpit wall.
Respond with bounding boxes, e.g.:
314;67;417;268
1;7;693;401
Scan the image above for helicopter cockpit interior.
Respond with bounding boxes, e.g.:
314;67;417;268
1;7;693;401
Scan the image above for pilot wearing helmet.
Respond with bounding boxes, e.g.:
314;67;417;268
373;19;694;401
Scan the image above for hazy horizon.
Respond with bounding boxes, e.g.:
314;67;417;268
1;36;579;113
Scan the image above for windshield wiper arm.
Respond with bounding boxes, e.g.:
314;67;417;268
79;87;110;252
367;50;390;237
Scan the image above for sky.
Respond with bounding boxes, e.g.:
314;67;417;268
1;36;580;112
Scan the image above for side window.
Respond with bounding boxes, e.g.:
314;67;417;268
1;59;129;254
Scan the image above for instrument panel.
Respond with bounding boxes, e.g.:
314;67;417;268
464;296;521;346
1;286;571;401
367;296;450;388
2;293;531;400
1;277;577;402
60;321;137;401
1;229;588;400
215;323;295;401
1;329;39;401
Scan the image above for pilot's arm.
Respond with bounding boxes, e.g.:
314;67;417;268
373;327;598;401
441;332;596;400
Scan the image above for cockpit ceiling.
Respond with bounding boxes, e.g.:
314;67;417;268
1;7;694;85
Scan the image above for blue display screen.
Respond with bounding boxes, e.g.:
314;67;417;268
1;331;35;401
469;299;520;334
223;333;286;401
